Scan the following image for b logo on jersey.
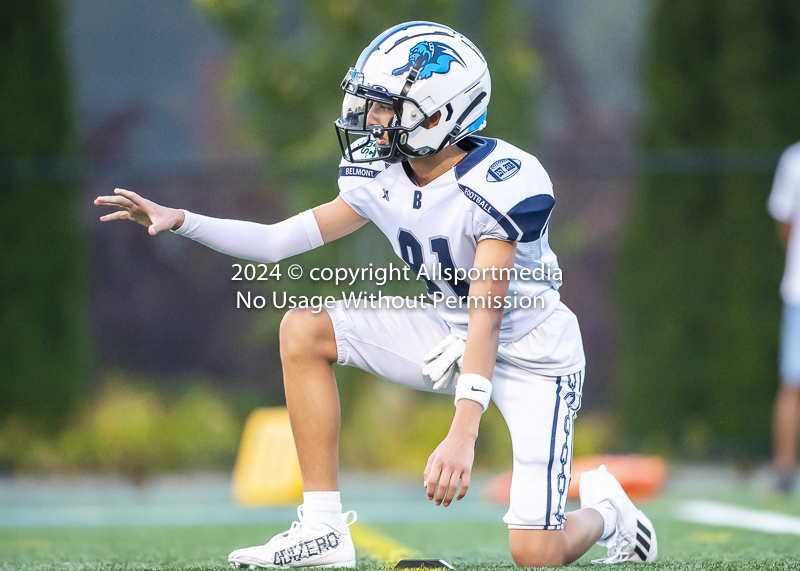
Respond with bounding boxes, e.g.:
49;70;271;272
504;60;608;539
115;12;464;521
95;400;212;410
392;41;465;80
486;158;521;182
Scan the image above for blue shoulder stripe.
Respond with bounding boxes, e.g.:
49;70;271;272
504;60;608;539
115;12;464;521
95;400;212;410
455;137;497;180
507;195;555;242
458;183;519;241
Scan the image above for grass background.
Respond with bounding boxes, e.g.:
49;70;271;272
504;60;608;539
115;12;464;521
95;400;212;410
4;492;800;570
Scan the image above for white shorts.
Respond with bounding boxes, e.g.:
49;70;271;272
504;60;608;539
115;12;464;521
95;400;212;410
326;297;586;529
780;303;800;384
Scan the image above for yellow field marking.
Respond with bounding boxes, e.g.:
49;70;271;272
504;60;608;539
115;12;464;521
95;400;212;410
689;531;730;544
350;523;419;564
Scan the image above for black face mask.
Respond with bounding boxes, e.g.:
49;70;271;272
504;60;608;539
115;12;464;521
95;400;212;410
336;96;411;164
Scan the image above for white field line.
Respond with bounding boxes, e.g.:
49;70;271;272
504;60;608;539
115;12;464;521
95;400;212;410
676;500;800;536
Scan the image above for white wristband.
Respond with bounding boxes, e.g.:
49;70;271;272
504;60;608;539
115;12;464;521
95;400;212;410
454;373;492;413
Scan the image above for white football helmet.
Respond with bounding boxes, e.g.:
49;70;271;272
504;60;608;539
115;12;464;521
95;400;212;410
335;21;491;164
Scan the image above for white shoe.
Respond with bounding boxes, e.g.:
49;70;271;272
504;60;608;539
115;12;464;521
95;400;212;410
228;507;357;568
580;464;657;564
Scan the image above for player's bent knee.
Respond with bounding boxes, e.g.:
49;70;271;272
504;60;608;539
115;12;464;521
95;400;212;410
509;530;567;567
279;308;338;364
510;546;565;568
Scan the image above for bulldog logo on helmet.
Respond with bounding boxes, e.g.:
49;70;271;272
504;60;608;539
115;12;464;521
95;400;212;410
391;41;465;80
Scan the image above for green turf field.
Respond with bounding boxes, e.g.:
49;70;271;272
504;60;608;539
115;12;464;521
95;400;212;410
3;470;800;570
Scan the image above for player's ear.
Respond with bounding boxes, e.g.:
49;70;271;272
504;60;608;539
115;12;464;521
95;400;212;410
422;111;441;130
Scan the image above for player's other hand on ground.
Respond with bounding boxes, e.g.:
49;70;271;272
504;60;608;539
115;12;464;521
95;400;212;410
94;188;184;235
423;431;476;507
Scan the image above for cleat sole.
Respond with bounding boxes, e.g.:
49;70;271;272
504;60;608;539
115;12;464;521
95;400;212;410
227;560;356;569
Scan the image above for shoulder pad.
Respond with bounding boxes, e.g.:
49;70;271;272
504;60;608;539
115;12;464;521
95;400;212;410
456;138;552;207
455;138;555;242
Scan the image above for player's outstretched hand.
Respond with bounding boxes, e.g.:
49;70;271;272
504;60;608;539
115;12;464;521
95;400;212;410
94;188;184;235
423;431;475;507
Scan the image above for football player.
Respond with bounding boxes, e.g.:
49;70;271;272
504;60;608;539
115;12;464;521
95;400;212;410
95;21;656;567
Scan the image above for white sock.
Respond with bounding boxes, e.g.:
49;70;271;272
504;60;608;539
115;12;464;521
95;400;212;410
302;491;343;528
590;499;619;540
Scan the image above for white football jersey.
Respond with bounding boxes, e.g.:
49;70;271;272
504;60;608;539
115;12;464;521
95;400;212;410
338;136;562;343
769;141;800;305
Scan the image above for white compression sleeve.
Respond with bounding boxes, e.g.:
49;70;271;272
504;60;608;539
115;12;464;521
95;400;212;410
172;209;324;263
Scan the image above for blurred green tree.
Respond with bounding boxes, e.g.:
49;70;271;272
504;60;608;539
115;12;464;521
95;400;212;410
0;0;90;429
617;0;800;457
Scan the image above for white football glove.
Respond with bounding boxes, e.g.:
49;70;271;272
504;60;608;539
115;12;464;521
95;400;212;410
422;333;466;390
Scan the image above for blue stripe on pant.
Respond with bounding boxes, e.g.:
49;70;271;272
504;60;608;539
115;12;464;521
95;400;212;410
545;377;563;528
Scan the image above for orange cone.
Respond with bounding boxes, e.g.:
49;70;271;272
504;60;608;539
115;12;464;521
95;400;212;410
481;454;667;504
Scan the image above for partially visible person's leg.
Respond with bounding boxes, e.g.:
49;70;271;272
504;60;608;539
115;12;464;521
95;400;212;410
774;303;800;493
773;384;800;492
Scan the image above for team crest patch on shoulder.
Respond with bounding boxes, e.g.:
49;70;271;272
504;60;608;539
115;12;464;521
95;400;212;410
486;158;521;182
